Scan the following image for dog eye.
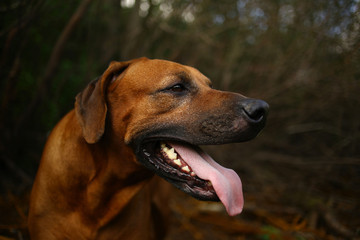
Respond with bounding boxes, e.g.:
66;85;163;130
169;84;186;92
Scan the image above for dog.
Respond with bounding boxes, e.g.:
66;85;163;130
28;57;268;239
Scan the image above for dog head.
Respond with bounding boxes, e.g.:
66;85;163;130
75;57;269;216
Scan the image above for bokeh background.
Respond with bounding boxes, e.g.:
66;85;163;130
1;0;359;239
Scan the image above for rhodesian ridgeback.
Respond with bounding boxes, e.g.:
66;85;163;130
28;57;268;239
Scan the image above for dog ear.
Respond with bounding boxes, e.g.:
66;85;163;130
75;61;131;144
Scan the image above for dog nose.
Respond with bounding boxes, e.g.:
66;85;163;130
241;99;269;122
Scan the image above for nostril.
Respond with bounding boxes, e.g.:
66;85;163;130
242;99;269;122
245;108;264;121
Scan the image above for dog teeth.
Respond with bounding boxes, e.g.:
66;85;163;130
181;166;190;173
161;143;177;159
173;159;182;166
160;142;196;176
160;143;169;152
167;148;177;160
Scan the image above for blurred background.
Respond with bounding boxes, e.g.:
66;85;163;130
1;0;359;239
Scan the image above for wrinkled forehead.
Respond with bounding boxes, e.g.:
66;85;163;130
123;59;212;87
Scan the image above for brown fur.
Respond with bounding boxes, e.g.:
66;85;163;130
28;58;267;239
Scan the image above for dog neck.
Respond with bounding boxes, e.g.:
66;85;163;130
83;137;154;229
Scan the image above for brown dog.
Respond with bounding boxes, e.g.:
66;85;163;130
28;57;268;239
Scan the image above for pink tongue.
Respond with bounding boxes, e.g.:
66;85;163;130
169;143;244;216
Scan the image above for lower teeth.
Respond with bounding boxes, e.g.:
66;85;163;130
160;142;195;176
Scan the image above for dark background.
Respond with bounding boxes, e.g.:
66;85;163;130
1;0;359;239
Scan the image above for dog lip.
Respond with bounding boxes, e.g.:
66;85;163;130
139;135;190;146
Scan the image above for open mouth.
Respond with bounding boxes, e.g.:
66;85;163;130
141;141;217;199
139;140;244;216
